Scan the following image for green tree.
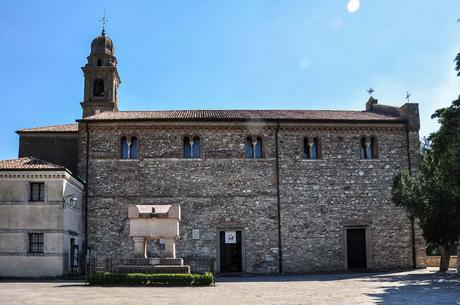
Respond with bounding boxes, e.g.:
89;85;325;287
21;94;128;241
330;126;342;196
392;56;460;272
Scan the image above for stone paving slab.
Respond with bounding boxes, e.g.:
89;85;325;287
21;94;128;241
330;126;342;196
0;268;458;305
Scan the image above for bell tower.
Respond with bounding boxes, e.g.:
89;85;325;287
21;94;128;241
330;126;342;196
81;27;121;118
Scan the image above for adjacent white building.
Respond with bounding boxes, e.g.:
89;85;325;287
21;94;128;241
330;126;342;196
0;157;84;277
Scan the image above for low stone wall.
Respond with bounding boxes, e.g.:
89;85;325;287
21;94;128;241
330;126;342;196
425;256;457;269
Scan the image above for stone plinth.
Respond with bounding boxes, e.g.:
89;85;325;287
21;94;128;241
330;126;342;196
128;204;180;258
116;257;190;274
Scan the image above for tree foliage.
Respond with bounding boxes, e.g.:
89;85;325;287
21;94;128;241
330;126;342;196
392;55;460;272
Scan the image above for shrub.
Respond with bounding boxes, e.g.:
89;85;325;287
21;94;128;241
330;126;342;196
88;272;214;286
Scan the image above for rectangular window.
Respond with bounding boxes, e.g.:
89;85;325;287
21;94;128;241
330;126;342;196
29;233;44;253
30;183;45;201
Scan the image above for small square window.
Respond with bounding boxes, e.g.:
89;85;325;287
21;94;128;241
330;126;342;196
29;233;44;253
30;183;45;202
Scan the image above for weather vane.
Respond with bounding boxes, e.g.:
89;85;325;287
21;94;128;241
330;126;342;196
367;87;374;96
99;12;108;36
405;91;412;103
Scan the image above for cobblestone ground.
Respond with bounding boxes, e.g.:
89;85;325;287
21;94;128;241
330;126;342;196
0;268;458;305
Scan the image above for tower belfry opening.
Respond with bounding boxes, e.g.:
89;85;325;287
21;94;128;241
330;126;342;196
80;24;121;118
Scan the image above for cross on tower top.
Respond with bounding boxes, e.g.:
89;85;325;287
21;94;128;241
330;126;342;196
405;91;412;103
367;87;374;96
99;12;108;36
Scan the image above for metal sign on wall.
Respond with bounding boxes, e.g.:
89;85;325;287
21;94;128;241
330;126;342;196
192;229;200;240
225;231;237;244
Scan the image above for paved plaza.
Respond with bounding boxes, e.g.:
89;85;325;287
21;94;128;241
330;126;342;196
0;268;458;305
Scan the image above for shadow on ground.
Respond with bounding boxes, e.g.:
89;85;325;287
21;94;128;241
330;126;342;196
216;270;403;283
366;271;460;305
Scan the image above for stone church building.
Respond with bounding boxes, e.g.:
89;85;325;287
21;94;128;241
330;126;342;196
11;30;426;274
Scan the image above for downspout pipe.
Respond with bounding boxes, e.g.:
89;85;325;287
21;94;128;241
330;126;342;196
83;122;90;273
405;125;417;269
275;121;283;274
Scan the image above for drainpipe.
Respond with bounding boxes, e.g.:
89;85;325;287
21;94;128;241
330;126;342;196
83;122;90;273
405;125;417;269
275;121;283;274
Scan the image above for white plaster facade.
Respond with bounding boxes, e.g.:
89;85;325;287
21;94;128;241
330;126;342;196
0;169;84;277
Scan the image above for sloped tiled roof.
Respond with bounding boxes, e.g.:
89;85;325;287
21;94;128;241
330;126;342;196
17;123;78;133
80;110;402;122
0;157;67;171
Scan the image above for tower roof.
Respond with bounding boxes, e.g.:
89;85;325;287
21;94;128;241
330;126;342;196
90;33;114;56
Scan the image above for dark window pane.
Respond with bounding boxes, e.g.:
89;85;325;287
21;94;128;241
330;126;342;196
255;137;263;158
39;183;44;201
183;137;192;158
130;137;138;159
366;139;372;159
246;137;254;159
121;137;129;159
29;233;44;253
360;137;367;159
30;183;44;201
192;137;200;159
370;137;376;159
93;78;104;97
311;138;318;160
303;138;310;159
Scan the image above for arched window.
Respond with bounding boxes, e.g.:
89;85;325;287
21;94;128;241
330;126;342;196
93;78;104;97
246;137;254;159
255;137;263;159
246;136;262;159
360;136;378;159
97;58;102;66
130;137;138;159
183;136;192;158
304;137;319;160
121;136;138;160
121;136;129;159
192;136;200;159
360;137;367;159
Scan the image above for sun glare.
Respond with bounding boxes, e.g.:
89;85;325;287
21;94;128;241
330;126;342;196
347;0;360;13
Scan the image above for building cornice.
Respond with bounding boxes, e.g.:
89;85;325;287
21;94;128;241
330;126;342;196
0;170;85;189
78;121;409;133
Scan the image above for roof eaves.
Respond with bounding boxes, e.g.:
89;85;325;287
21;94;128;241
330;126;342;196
77;117;404;123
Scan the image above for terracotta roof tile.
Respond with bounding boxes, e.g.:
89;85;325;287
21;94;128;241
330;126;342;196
17;123;78;133
0;157;66;171
80;110;402;122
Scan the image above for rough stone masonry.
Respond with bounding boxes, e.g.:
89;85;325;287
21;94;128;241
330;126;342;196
77;117;425;273
17;30;426;274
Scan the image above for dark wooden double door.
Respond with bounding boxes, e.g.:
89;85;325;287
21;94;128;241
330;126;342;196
346;228;367;270
219;231;242;273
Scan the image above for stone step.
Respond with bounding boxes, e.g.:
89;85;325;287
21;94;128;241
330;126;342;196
116;265;191;274
121;258;184;266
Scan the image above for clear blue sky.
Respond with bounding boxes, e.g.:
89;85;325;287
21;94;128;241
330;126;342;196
1;0;459;160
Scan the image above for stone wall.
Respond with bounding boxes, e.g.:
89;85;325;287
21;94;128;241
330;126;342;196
18;133;79;175
278;126;422;272
78;120;424;273
425;256;457;269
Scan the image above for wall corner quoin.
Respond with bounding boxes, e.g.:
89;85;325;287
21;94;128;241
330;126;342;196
399;103;420;132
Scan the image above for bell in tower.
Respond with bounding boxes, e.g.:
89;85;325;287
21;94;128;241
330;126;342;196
81;26;121;118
